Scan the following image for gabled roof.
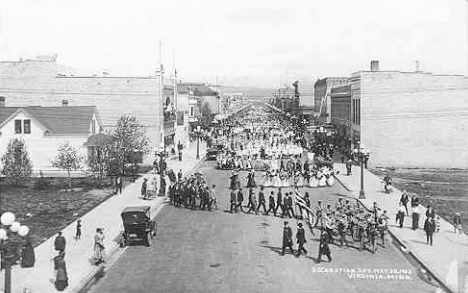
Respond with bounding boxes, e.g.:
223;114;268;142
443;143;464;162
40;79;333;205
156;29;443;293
0;106;98;135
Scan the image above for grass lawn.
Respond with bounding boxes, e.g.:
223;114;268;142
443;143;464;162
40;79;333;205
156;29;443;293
0;176;133;247
370;168;468;232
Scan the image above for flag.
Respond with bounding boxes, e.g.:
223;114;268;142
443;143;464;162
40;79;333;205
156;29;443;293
294;190;314;225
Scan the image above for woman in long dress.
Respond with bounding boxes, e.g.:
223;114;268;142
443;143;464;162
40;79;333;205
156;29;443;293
296;172;304;187
93;228;105;265
54;252;68;291
262;171;272;187
318;171;327;187
326;173;335;186
309;172;319;188
273;171;282;188
20;236;35;268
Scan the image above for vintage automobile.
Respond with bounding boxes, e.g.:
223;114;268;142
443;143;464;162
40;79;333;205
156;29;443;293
206;143;227;160
120;206;157;247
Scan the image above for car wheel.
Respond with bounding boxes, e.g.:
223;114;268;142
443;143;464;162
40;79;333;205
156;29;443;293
146;232;152;246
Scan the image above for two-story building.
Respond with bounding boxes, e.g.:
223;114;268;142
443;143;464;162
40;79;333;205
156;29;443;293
0;56;175;164
0;100;102;172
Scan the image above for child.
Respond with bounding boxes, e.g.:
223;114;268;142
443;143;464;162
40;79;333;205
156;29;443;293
435;216;441;233
453;212;462;234
75;219;82;240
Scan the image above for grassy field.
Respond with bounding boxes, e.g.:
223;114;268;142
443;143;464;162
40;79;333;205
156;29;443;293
370;168;468;232
0;176;132;247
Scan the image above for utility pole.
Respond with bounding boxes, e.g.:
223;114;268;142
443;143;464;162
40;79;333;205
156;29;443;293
158;40;165;148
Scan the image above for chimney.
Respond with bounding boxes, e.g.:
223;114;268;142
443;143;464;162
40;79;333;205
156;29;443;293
370;60;379;71
0;97;5;107
62;100;69;107
415;60;420;72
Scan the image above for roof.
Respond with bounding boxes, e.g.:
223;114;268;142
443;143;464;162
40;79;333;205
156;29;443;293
121;206;150;214
0;106;97;135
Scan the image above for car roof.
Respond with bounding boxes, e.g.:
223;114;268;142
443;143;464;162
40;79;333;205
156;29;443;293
121;206;150;214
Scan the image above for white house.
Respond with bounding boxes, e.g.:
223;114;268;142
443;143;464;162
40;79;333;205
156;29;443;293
0;104;102;172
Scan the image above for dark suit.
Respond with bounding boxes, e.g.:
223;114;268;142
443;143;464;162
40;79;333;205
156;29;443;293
257;191;267;213
266;195;276;216
275;192;283;216
282;226;294;255
296;227;307;256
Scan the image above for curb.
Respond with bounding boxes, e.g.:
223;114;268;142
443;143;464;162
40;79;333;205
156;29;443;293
334;174;454;293
73;155;207;293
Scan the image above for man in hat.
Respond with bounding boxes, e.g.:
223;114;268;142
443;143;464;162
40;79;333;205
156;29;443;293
236;187;244;212
141;178;148;199
266;191;276;216
257;187;267;213
230;188;238;213
54;232;66;253
317;232;332;263
314;201;324;228
275;188;284;217
296;223;307;257
281;221;294;255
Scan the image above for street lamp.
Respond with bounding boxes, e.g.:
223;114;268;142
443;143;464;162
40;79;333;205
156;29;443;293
0;212;30;293
353;143;371;199
195;125;202;159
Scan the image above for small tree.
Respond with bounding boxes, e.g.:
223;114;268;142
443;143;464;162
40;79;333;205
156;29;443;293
107;115;150;176
1;138;33;185
51;142;83;190
197;99;212;127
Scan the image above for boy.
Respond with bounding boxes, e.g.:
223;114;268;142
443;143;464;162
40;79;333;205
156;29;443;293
75;219;82;240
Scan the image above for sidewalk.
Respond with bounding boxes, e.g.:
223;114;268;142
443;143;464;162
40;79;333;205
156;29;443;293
333;162;468;293
13;141;206;293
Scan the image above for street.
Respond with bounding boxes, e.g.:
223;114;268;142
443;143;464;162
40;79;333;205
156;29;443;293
87;160;441;293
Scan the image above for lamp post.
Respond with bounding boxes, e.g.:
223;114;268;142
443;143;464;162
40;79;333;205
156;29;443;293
0;212;30;293
353;143;370;199
195;125;202;160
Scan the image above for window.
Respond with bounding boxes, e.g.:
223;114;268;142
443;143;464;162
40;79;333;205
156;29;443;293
15;120;22;134
190;106;194;117
92;120;96;134
23;120;31;134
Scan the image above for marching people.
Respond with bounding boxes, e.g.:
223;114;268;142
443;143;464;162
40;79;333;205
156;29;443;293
317;232;332;263
266;191;276;216
281;221;294;255
296;223;307;257
257;187;267;213
247;188;258;214
236;187;244;212
275;188;284;217
230;188;238;213
337;214;349;248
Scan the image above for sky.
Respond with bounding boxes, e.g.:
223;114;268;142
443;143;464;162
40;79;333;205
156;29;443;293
0;0;466;88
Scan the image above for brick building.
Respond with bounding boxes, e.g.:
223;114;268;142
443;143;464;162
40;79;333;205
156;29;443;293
0;57;174;164
330;85;351;129
349;62;468;168
314;77;350;123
